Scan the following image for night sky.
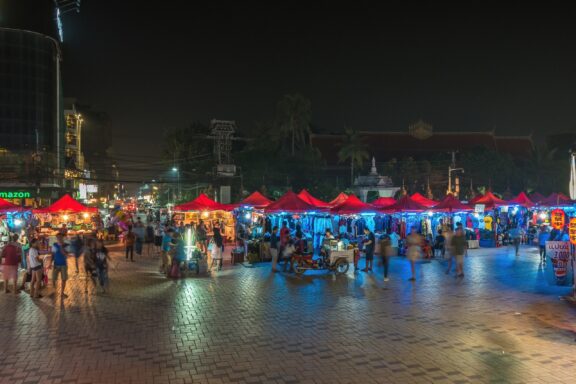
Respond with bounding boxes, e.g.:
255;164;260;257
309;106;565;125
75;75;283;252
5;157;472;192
61;1;576;177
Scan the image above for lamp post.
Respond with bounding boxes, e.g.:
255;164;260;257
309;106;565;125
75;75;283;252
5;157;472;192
447;166;464;197
172;167;180;201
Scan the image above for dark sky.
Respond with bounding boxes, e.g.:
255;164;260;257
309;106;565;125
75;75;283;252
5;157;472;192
60;1;576;177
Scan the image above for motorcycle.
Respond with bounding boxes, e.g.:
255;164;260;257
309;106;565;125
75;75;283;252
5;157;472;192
292;249;350;275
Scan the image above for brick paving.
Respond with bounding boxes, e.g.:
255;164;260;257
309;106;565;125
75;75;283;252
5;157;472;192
1;243;575;384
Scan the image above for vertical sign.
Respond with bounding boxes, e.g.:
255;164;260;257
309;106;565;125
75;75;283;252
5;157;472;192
545;241;572;286
569;217;576;245
550;209;565;230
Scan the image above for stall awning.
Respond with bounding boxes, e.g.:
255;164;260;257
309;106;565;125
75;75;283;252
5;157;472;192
264;190;323;213
0;198;22;213
297;189;330;208
328;192;348;207
174;193;233;212
539;192;574;207
235;191;273;209
381;195;428;213
331;194;376;215
529;192;545;203
471;191;507;209
35;194;98;214
432;194;473;213
506;192;534;208
410;193;438;208
371;197;396;208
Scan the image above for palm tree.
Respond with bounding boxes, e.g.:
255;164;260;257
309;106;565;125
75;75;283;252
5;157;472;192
275;94;311;155
338;128;369;185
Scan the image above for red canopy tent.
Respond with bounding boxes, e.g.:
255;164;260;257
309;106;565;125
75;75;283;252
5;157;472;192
0;198;21;213
506;192;534;208
236;191;273;209
371;197;396;208
472;191;507;209
410;193;438;208
36;194;97;213
264;190;321;213
469;194;483;204
529;192;545;203
381;195;428;213
330;194;376;215
328;192;348;207
432;194;473;213
539;192;573;207
174;193;232;211
297;189;330;208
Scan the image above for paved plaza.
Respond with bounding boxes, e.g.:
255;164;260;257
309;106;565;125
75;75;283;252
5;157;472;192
1;244;575;384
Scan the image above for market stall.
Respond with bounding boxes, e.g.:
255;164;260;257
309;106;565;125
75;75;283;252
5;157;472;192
0;198;23;249
34;194;99;240
432;194;476;247
173;193;235;242
330;194;376;259
469;191;508;247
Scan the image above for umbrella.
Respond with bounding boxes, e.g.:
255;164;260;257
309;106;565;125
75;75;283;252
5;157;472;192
432;194;473;213
235;191;273;209
174;193;232;211
539;192;574;207
371;197;397;208
328;192;348;207
410;193;438;208
506;192;534;208
264;190;322;213
330;194;376;215
297;189;330;208
471;191;507;210
35;194;97;214
381;195;428;213
0;198;22;213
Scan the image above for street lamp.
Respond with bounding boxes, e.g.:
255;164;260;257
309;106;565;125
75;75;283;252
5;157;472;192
172;167;180;200
447;167;464;197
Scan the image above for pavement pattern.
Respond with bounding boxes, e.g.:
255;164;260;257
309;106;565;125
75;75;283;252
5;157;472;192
0;243;575;384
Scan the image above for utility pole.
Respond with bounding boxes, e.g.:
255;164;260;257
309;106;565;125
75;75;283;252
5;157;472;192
447;151;464;197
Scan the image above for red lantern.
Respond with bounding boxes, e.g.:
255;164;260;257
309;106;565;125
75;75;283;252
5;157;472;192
569;217;576;245
550;209;565;230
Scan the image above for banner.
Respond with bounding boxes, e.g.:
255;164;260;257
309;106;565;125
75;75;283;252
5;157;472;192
550;209;565;230
545;241;573;286
569;217;576;245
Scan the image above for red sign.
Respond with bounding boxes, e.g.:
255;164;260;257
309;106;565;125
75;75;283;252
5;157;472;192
550;209;565;230
569;217;576;245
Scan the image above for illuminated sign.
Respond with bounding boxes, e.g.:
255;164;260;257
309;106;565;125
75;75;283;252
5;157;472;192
0;191;31;199
550;209;565;230
569;218;576;245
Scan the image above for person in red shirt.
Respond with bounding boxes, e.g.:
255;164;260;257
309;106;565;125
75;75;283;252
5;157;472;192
2;234;22;294
279;221;290;247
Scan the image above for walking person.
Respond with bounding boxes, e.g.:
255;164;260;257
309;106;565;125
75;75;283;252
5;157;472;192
95;240;110;293
279;221;290;269
509;225;522;256
380;234;392;281
451;226;468;278
27;238;43;298
2;234;22;294
433;230;446;258
196;220;208;254
83;238;98;293
153;221;163;256
389;230;400;256
71;234;83;274
211;227;224;271
145;221;155;256
406;227;422;282
270;226;279;272
169;233;186;278
51;234;69;298
361;227;375;272
160;229;174;274
538;227;549;264
124;227;136;262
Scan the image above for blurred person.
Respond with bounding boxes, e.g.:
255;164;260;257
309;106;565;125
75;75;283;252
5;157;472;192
406;227;422;282
451;226;468;278
51;234;69;298
361;227;375;272
270;226;279;272
538;227;549;264
83;238;98;293
27;238;43;298
95;240;111;293
124;227;136;262
2;234;22;294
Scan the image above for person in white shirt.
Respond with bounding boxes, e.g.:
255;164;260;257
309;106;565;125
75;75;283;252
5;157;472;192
27;238;43;299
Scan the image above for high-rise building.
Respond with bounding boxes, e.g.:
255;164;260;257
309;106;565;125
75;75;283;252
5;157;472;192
0;0;68;205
